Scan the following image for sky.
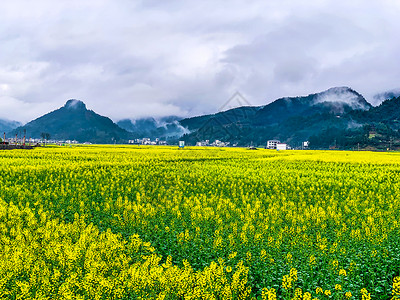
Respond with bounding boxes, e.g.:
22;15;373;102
1;0;400;123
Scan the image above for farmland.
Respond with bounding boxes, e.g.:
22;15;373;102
0;146;399;299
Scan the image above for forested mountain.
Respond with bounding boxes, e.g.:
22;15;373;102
180;87;377;148
7;87;400;149
11;100;131;143
306;95;400;149
117;116;187;140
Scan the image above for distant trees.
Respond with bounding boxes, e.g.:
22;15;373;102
41;132;51;146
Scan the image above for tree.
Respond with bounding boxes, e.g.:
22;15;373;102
41;132;51;146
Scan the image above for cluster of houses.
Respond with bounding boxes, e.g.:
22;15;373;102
2;136;80;146
2;131;308;150
192;139;310;150
195;140;235;147
128;138;168;145
193;139;309;150
266;140;288;150
267;140;309;150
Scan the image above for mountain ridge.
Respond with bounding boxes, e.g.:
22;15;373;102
5;86;400;149
11;100;131;143
179;86;374;146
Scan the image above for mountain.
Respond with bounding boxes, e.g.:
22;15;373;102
180;87;371;146
373;89;400;102
117;116;188;140
309;95;400;149
180;106;260;131
252;87;370;125
0;119;22;135
12;100;131;143
7;86;400;148
117;117;159;133
351;96;400;124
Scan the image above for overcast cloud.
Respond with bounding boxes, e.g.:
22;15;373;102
0;0;399;123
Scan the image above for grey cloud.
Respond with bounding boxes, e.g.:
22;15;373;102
1;0;400;123
274;58;318;84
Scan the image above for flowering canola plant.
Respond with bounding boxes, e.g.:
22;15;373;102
0;145;399;299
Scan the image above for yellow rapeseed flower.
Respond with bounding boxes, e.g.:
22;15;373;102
393;276;400;297
282;275;293;290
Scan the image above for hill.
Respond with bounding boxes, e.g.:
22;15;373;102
180;87;372;147
117;116;187;140
303;95;400;149
8;87;400;148
12;100;131;143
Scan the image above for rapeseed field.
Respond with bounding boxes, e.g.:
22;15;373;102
0;145;399;299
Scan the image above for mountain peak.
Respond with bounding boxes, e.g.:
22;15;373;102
11;99;129;143
325;86;353;93
64;99;86;110
315;86;370;110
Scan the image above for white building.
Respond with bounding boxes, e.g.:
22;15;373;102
196;141;209;146
276;143;287;150
267;140;280;149
211;140;230;147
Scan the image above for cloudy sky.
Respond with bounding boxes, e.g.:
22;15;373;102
1;0;400;123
